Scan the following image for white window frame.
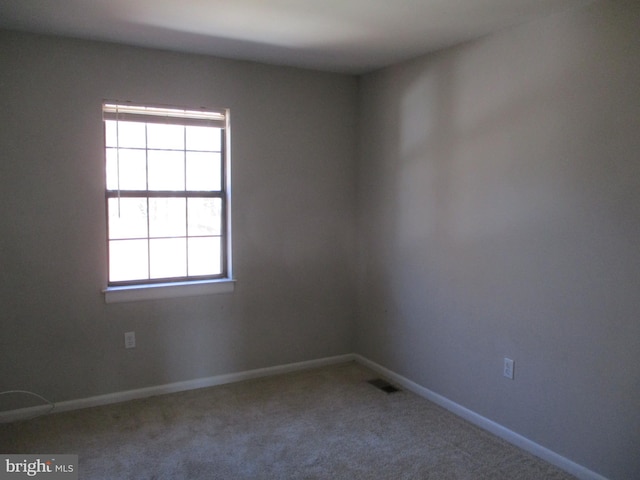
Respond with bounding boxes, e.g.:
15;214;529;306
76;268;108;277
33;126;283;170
101;101;234;303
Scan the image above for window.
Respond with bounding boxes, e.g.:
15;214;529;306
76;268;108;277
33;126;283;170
103;102;232;298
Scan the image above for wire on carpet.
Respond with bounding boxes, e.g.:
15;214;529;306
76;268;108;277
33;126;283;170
0;390;55;422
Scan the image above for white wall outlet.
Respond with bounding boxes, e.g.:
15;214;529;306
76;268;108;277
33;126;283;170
124;331;136;349
504;357;514;379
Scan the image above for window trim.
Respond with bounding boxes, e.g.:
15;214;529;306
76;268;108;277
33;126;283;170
102;100;233;301
103;278;235;304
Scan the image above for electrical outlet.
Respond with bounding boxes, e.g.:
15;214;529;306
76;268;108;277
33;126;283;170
504;357;514;379
124;331;136;349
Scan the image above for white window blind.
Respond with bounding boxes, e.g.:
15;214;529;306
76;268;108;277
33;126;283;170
103;103;226;128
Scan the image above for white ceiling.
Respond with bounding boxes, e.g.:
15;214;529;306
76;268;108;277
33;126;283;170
0;0;593;74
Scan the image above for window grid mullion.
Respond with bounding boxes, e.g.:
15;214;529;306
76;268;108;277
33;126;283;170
184;125;189;277
106;191;223;198
145;123;151;281
220;128;227;274
115;116;121;217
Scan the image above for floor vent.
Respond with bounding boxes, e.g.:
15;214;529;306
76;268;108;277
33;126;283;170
368;378;400;394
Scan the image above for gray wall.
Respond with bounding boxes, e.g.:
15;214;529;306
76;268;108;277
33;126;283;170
356;1;640;479
0;31;357;404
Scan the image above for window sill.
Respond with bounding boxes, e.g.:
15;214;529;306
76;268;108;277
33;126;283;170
103;279;235;304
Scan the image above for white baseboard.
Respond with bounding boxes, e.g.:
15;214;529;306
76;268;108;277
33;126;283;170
354;354;608;480
0;352;608;480
0;353;355;424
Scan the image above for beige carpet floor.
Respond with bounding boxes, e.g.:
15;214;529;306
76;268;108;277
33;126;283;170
0;362;576;479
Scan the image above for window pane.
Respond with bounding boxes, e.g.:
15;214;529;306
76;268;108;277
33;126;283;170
150;238;187;279
109;239;149;282
149;198;186;237
105;120;146;148
186;126;221;152
188;237;222;276
186;152;221;191
106;148;147;190
148;150;184;190
147;123;184;150
108;198;148;239
105;120;118;148
188;198;221;236
105;148;118;191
